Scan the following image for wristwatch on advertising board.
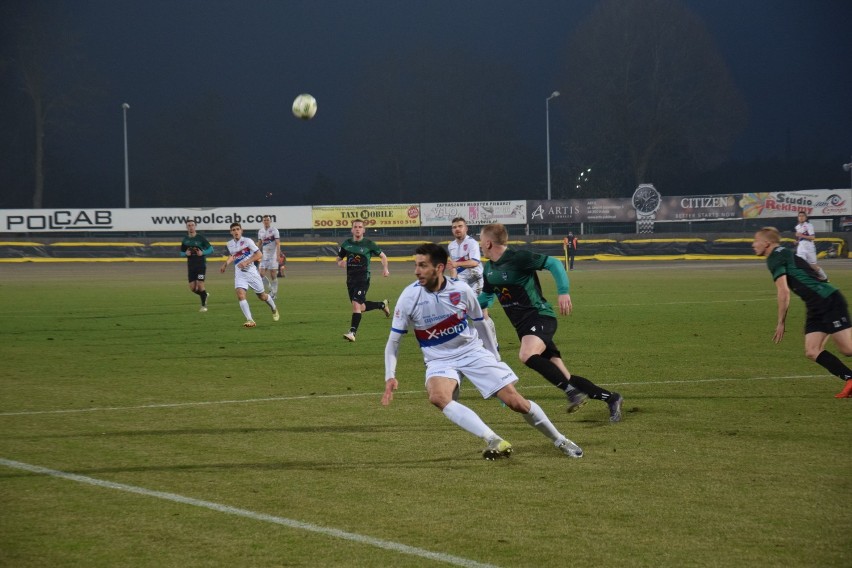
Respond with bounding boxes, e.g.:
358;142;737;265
632;183;661;232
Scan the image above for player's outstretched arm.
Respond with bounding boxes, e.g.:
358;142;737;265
383;332;403;405
543;256;572;315
557;294;573;316
773;276;791;344
382;378;398;406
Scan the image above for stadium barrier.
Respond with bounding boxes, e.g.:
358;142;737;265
0;234;847;262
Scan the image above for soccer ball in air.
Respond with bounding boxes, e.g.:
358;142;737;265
292;94;317;120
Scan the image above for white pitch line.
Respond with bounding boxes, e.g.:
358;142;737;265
0;391;383;417
581;297;774;308
0;458;499;568
0;374;828;417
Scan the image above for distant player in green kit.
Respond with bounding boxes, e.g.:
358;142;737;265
337;219;390;342
181;220;213;312
752;226;852;398
478;222;624;422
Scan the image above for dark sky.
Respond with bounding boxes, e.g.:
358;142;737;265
3;0;851;207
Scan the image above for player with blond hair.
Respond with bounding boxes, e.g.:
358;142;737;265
752;227;852;398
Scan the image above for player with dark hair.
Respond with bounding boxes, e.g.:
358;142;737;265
382;242;583;459
794;211;828;281
752;226;852;398
258;215;282;300
220;222;279;328
447;217;498;341
181;220;213;312
478;222;624;421
337;219;390;342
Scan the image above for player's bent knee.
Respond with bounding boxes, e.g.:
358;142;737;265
804;348;821;361
428;393;451;409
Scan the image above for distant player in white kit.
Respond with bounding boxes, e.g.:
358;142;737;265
220;222;280;328
447;217;498;345
381;242;583;460
795;211;828;281
258;215;282;300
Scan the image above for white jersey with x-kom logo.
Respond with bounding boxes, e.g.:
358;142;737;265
390;278;486;363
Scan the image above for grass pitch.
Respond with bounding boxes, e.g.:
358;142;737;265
1;259;850;567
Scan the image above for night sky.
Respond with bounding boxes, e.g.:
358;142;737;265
1;0;851;208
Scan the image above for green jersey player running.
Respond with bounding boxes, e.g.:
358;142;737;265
336;219;391;342
180;220;214;312
478;222;624;422
752;227;852;398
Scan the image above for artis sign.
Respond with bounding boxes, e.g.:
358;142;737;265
5;210;113;231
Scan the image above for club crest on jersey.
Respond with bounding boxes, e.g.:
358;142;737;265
449;291;461;305
501;272;508;280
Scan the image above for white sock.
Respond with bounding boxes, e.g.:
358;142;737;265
818;268;828;280
266;296;277;311
442;400;497;441
523;400;562;443
239;299;253;320
271;279;279;296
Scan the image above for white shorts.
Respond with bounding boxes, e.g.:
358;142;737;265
797;242;817;265
424;347;518;399
260;255;279;270
234;267;265;293
460;271;483;295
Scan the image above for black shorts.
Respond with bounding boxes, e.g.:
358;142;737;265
511;313;561;357
805;291;852;335
187;265;207;283
347;278;370;304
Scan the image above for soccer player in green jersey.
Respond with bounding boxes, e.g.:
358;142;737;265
752;227;852;398
180;220;214;312
478;222;624;422
336;219;390;342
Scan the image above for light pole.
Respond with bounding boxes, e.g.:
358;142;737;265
546;91;560;201
545;91;560;236
122;103;130;208
843;157;852;188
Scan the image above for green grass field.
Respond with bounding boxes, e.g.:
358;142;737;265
1;259;850;567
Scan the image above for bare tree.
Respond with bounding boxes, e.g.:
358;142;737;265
5;2;97;208
558;0;747;197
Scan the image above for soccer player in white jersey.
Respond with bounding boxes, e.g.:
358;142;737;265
382;242;583;460
258;215;282;300
447;217;498;350
220;222;279;328
794;211;828;281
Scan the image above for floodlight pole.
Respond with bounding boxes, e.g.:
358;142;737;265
122;103;130;208
546;91;560;235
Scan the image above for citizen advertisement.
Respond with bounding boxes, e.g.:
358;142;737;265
657;195;741;221
420;201;526;227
